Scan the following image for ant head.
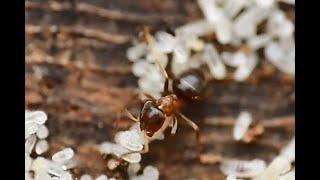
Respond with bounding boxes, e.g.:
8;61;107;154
139;100;166;137
172;69;207;101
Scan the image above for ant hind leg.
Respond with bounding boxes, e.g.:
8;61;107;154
178;113;202;158
178;113;200;143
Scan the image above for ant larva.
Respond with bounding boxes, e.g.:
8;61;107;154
125;27;208;154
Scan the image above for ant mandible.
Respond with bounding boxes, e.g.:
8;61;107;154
125;27;208;154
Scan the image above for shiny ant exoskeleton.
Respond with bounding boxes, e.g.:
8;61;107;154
125;27;208;154
126;68;207;154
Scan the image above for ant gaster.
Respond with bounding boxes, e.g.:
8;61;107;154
125;27;208;154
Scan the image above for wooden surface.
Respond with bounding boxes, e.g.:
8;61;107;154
25;1;295;179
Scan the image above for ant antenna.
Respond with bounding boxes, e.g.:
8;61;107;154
124;109;139;122
141;92;157;101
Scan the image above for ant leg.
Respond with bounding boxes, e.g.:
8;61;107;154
143;27;169;81
119;136;149;158
178;113;200;143
153;57;169;94
171;117;178;135
142;27;171;94
143;136;149;153
164;78;169;94
120;146;148;157
178;113;202;158
125;109;139;122
120;151;140;158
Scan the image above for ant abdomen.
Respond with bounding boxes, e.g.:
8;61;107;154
172;69;207;101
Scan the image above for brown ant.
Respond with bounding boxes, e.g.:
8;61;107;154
125;27;208;154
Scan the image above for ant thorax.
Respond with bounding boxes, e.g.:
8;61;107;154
156;94;183;116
